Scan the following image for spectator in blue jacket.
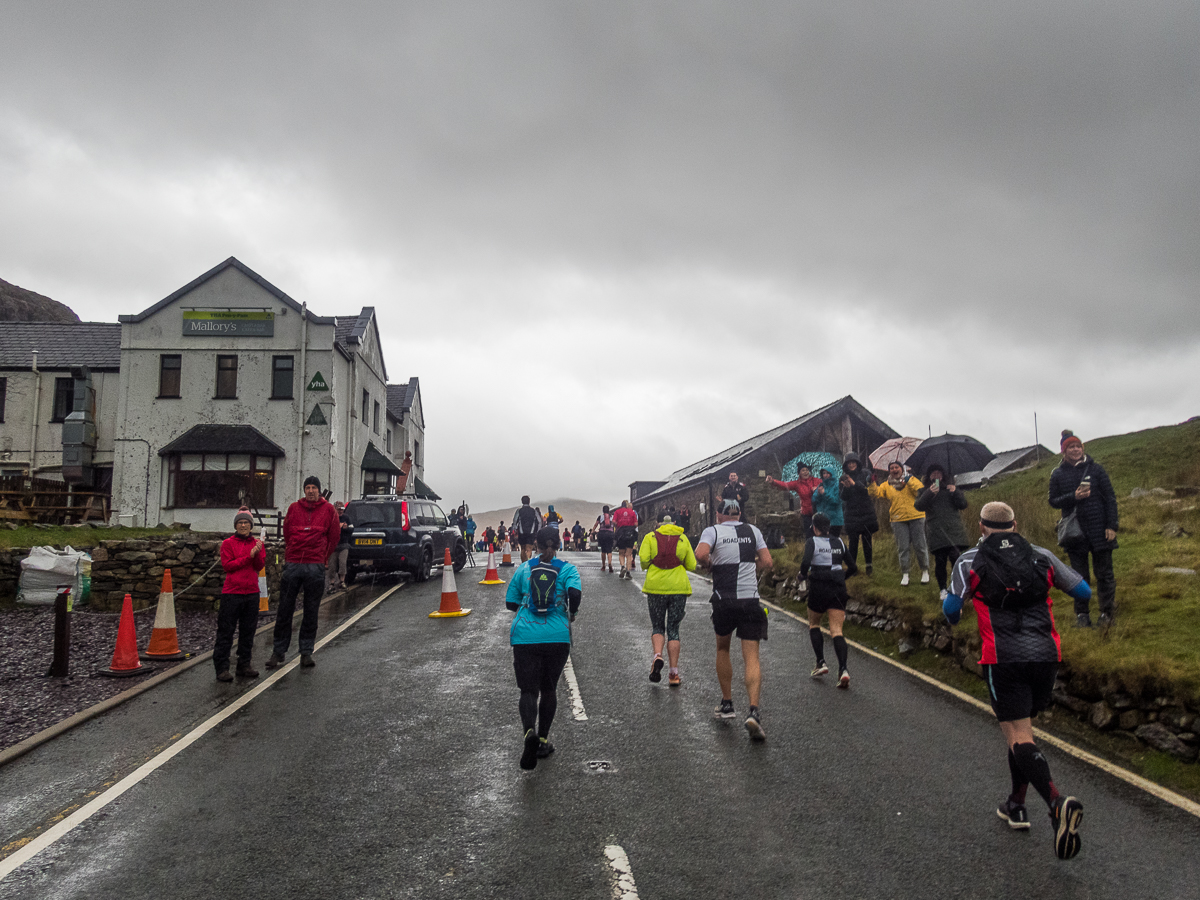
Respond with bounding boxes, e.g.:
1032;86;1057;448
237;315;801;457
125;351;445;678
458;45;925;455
811;468;844;537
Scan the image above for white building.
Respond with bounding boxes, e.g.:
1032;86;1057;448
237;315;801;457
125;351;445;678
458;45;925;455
109;257;425;531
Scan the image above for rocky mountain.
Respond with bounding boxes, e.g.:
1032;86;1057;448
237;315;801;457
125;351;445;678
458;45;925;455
0;277;80;323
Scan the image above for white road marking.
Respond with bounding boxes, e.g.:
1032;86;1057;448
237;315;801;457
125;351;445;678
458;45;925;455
0;583;404;882
604;844;640;899
563;656;588;721
763;599;1200;820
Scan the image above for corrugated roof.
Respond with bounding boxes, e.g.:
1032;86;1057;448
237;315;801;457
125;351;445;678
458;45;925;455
957;445;1051;487
0;322;121;370
158;424;288;457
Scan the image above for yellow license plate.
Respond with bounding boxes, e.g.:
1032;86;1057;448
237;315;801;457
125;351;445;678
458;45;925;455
355;538;383;546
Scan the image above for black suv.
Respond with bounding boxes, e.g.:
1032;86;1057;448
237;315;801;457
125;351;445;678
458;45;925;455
344;496;468;583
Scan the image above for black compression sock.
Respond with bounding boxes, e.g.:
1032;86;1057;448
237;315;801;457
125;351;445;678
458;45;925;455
832;636;848;673
1012;742;1055;807
1007;749;1029;804
809;627;824;663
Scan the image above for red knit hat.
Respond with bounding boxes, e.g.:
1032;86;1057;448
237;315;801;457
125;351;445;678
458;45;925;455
1060;430;1083;452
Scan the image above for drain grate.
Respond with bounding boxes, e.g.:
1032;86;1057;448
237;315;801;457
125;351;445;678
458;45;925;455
585;760;614;773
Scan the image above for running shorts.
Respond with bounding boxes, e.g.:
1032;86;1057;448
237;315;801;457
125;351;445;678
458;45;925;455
517;532;537;547
615;526;638;550
710;598;768;641
598;532;615;553
805;580;848;614
983;661;1058;722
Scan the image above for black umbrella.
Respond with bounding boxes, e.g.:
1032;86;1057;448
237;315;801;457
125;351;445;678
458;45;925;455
905;434;995;479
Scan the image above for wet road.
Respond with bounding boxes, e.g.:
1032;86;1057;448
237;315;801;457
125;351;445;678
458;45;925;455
1;553;1198;899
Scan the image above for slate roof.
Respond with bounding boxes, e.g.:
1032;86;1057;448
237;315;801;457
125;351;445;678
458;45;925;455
386;379;418;419
118;257;336;325
957;445;1052;488
0;322;121;370
636;396;897;503
360;441;401;474
158;425;288;457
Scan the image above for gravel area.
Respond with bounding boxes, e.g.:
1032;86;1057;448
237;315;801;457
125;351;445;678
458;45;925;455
0;603;276;753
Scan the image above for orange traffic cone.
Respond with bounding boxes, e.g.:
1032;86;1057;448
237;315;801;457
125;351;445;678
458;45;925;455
101;593;147;677
430;548;472;618
500;540;514;567
141;570;185;660
258;527;270;612
479;544;506;585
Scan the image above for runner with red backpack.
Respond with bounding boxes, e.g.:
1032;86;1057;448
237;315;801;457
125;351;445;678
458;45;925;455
596;505;617;572
943;501;1092;860
637;515;698;686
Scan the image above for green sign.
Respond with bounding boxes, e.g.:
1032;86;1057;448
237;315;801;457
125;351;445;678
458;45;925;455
307;404;327;425
182;310;274;336
307;371;329;391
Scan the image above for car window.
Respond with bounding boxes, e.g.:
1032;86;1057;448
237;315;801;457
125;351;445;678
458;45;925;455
431;505;448;526
346;503;400;527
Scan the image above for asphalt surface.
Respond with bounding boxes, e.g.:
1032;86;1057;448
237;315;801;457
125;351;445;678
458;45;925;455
1;552;1198;899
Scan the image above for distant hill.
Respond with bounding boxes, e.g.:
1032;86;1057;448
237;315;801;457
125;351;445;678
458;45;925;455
0;277;80;323
468;497;621;531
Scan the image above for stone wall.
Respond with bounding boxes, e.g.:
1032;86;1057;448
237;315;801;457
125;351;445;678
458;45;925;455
767;573;1200;764
1;538;285;612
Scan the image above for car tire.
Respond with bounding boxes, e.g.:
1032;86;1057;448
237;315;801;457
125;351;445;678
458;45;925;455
414;547;433;583
452;542;467;572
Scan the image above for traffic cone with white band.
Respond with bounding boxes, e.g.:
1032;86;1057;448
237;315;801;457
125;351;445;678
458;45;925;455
430;548;472;618
479;544;505;585
140;570;185;660
500;540;514;567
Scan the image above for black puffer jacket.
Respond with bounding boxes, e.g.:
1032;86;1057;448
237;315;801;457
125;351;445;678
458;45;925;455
1048;455;1119;551
914;469;970;551
839;452;879;535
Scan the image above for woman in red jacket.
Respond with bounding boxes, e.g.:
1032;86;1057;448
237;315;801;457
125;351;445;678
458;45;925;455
214;508;266;682
766;464;822;539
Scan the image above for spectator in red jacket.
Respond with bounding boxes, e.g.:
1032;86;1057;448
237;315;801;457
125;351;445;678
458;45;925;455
766;464;822;538
266;476;341;670
214;508;266;682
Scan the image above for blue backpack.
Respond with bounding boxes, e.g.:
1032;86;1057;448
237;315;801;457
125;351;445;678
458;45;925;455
527;559;563;615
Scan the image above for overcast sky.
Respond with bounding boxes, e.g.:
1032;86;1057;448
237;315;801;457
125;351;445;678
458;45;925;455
2;2;1197;511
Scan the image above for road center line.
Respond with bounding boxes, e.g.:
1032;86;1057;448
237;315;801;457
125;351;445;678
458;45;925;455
763;598;1200;820
604;844;640;899
563;656;588;721
0;583;403;882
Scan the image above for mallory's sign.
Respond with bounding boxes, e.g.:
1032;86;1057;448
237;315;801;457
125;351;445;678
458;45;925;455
182;310;274;337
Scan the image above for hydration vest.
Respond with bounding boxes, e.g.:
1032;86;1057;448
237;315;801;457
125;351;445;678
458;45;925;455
527;559;563;615
650;531;683;569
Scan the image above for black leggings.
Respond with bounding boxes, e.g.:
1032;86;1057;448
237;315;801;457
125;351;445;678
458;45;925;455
933;546;964;590
513;643;571;738
845;531;873;568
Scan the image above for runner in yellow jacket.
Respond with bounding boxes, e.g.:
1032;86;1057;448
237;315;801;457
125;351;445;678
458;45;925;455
869;461;930;586
638;517;697;686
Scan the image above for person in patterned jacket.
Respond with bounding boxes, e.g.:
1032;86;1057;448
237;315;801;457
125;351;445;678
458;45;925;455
943;501;1091;861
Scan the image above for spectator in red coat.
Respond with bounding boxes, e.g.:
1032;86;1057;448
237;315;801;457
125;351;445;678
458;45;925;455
266;476;341;670
214;508;266;682
766;464;822;538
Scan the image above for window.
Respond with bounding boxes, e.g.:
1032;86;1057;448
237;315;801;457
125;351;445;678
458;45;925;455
363;470;395;496
271;356;294;399
51;377;74;422
159;355;182;398
361;389;369;422
215;356;238;399
385;428;392;453
166;453;275;508
413;439;420;467
0;377;6;423
373;400;380;434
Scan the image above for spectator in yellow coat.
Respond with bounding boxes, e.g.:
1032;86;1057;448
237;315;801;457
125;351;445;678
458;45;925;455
869;461;929;586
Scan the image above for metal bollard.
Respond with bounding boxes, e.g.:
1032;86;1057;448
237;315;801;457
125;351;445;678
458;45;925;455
48;585;71;678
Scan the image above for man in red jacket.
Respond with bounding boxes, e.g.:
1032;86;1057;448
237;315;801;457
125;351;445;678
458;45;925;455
266;475;341;670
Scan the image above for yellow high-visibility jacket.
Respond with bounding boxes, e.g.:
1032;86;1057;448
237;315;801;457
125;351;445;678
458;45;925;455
638;524;697;595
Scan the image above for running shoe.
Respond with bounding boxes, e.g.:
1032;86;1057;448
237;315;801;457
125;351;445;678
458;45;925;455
837;669;851;689
620;567;627;578
900;573;910;587
939;588;948;602
811;662;829;678
1050;796;1083;860
997;798;1031;830
920;570;930;584
520;728;540;770
713;699;736;719
668;671;682;687
744;708;766;742
536;738;555;759
649;655;665;683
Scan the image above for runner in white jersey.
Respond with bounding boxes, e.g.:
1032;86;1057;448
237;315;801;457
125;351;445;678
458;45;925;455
800;512;852;687
695;499;773;741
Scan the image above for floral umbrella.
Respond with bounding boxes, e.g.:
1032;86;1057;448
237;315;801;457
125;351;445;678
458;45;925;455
868;437;923;471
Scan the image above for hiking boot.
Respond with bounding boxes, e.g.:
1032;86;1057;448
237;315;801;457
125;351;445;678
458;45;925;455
300;654;315;668
838;669;851;689
713;699;736;719
668;671;682;687
649;655;664;683
920;570;930;584
900;573;910;586
1098;612;1113;628
215;669;233;683
811;662;829;678
264;653;285;670
997;798;1032;830
536;738;555;759
236;663;260;679
866;565;873;576
1075;614;1093;628
520;728;539;770
744;708;766;742
1050;796;1083;860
